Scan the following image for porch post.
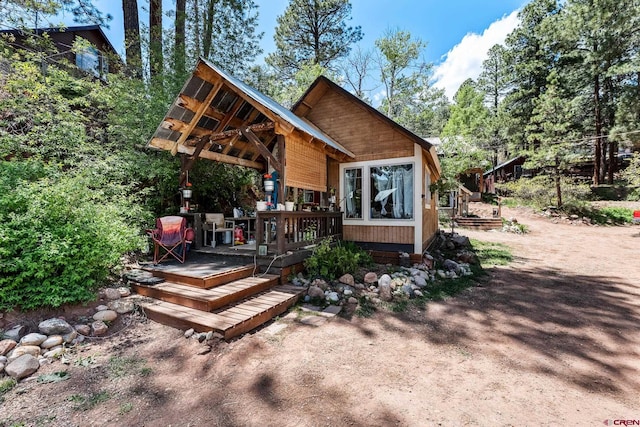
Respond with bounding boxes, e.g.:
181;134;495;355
277;134;285;206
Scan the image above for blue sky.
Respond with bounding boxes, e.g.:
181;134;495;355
75;0;527;98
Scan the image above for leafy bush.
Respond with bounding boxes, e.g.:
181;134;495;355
0;161;145;311
561;204;634;225
304;238;373;280
498;176;592;209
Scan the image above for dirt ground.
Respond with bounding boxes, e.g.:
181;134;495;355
2;203;640;427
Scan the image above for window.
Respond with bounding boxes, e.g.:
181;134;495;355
425;166;431;207
370;164;413;219
344;168;362;219
76;47;100;77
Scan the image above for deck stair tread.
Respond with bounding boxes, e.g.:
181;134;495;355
137;285;304;339
140;263;257;289
131;274;280;311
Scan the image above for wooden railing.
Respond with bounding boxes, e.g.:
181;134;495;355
255;211;343;254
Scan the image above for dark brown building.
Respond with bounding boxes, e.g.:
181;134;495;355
0;25;120;79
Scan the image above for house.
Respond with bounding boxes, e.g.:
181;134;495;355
483;155;527;193
0;25;119;79
148;58;441;259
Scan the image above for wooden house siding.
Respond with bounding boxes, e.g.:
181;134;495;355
304;90;415;162
344;225;414;244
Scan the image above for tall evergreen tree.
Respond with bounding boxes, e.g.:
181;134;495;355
374;28;428;119
149;0;163;80
266;0;362;78
122;0;142;78
502;0;560;152
548;0;640;185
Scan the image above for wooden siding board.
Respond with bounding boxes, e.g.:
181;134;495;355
343;225;413;244
305;91;414;162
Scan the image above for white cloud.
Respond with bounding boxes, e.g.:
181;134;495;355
433;11;520;100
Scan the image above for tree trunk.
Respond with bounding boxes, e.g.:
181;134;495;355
555;156;562;208
122;0;142;78
149;0;163;80
174;0;186;76
592;73;602;186
202;0;215;59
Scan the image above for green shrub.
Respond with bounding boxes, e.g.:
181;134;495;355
304;238;373;280
0;161;145;311
499;176;592;209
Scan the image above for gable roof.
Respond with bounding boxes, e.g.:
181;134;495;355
148;58;353;168
0;25;119;57
201;59;354;157
292;76;434;153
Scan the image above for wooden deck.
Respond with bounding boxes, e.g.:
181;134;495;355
132;255;304;340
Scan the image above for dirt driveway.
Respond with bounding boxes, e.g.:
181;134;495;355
3;204;640;426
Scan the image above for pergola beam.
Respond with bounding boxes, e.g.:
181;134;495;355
240;128;282;175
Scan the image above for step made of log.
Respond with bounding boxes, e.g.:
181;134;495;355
132;275;279;312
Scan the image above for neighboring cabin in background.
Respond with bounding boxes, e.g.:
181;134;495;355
0;25;120;79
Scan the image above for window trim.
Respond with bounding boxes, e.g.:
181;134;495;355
340;156;418;227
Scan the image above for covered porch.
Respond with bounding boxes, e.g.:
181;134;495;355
148;58;353;260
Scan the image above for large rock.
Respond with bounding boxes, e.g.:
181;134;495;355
63;330;78;344
4;325;27;342
443;259;460;272
5;354;40;379
8;345;41;361
451;235;471;248
40;335;63;349
379;282;393;302
0;339;18;356
364;272;378;284
338;274;355;287
92;320;108;336
413;275;427;288
103;288;121;300
118;287;131;297
93;310;118;322
108;299;135;314
39;318;73;335
307;285;325;300
74;324;91;336
326;291;340;303
378;274;392;288
20;333;47;346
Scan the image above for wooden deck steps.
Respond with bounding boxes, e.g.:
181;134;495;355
132;255;304;340
137;285;303;340
141;263;256;289
131;275;280;312
455;216;503;230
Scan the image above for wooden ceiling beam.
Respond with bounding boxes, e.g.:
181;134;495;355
240;128;281;174
177;95;225;122
150;137;264;169
171;77;222;155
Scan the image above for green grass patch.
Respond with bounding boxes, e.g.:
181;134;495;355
119;402;134;415
68;391;111;411
108;356;148;378
355;296;377;318
471;239;513;267
0;378;17;399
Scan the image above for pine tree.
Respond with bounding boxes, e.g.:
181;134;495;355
266;0;362;79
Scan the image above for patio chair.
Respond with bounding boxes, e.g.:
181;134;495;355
202;213;234;247
147;216;194;264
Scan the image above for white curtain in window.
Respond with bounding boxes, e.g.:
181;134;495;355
345;170;356;217
403;167;413;217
